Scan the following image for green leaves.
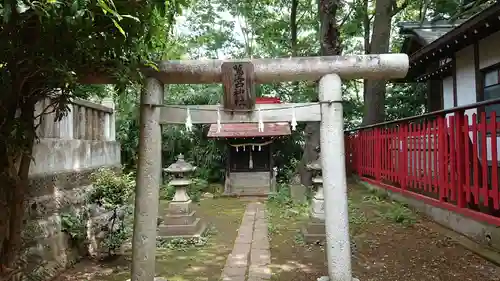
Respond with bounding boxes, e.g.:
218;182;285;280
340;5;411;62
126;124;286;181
88;168;135;209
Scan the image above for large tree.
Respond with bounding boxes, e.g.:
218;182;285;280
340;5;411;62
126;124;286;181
297;0;343;184
0;0;185;273
362;0;408;125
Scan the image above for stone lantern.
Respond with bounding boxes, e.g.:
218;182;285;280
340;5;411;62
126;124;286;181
158;154;206;239
301;149;326;244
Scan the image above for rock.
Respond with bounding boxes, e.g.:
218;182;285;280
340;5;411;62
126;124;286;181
202;192;214;198
316;277;360;281
87;205;131;260
127;277;168;281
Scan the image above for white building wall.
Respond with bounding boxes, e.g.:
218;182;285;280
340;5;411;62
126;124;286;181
442;76;454;110
446;30;500;162
479;30;500;69
478;30;500;161
442;76;455;124
455;45;477;122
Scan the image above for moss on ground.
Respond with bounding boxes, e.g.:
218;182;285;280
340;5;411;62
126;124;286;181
55;197;247;281
266;184;499;281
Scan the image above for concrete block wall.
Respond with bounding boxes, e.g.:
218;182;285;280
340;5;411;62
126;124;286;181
21;98;121;281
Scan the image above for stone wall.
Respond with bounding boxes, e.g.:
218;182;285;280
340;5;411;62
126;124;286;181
20;98;121;281
228;172;271;195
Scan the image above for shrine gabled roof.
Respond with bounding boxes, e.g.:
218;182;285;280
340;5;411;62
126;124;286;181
207;122;291;138
401;3;500;71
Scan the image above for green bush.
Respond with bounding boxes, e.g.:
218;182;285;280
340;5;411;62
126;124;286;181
268;184;293;206
61;208;87;244
88;168;135;209
88;168;135;256
384;203;416;226
160;183;176;201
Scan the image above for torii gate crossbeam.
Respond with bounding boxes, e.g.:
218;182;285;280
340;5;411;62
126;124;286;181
142;54;408;84
131;54;409;281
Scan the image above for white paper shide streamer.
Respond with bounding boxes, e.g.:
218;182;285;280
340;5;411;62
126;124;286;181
291;105;297;131
258;108;264;132
185;108;193;132
216;107;222;133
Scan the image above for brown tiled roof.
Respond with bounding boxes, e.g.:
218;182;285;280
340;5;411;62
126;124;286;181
207;122;291;138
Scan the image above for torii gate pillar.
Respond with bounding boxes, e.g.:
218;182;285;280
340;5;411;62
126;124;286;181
319;73;352;280
131;77;164;281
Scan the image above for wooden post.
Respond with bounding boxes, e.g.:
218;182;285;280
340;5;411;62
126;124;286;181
221;62;255;111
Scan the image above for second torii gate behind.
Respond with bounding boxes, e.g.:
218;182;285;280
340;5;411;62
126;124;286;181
159;61;323;196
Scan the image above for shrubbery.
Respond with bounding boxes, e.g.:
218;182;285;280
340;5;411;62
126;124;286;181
60;168;135;258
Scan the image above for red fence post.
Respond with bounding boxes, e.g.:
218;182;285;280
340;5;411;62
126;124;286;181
438;115;447;201
490;112;499;210
375;127;382;181
480;111;489;207
399;124;408;190
472;114;480;205
456;110;466;208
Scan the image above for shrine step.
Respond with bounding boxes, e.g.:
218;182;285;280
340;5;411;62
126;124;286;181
231;186;270;196
221;193;271;198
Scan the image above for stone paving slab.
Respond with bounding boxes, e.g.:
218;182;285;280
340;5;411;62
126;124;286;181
221;202;271;281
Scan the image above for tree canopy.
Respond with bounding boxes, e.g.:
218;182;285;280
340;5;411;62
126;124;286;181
0;0;187;271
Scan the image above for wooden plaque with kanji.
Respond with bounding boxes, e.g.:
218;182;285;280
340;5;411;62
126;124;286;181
221;62;255;111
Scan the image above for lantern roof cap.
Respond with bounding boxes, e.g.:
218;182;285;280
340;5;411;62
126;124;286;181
164;154;196;173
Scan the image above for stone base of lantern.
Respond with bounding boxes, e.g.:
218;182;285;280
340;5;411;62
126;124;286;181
157;201;207;240
301;218;326;244
301;193;326;244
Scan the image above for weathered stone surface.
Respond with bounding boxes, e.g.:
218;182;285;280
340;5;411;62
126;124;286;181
150;54;409;84
30;139;121;176
87;206;131;259
27;166;120;198
22;164;121;280
25;185;93;219
221;202;271;281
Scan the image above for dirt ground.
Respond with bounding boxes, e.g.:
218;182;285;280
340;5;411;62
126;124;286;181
54;185;500;281
54;198;248;281
267;183;500;281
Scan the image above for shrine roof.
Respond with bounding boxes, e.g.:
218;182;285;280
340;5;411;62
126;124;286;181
207;122;291;138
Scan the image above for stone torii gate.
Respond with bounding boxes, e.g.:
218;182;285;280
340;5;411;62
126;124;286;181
132;55;409;281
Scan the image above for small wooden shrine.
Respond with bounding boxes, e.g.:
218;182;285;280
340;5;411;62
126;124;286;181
173;60;316;196
207;97;291;195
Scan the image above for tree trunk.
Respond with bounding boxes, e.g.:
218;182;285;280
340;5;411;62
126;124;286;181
362;0;393;125
299;0;340;185
362;0;370;108
0;94;36;272
291;0;298;56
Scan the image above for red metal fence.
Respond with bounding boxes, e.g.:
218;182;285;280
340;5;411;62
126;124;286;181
345;99;500;226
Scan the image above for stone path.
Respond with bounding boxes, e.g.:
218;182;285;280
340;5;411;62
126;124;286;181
221;202;271;281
